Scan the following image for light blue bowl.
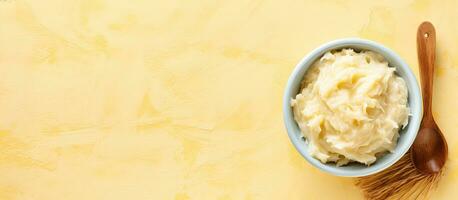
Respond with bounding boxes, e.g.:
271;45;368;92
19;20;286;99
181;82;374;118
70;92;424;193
283;38;422;177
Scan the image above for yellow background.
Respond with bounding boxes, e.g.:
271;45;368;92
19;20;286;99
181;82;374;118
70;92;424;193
1;0;457;199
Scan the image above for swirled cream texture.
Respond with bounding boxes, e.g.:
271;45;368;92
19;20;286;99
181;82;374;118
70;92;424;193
291;49;409;166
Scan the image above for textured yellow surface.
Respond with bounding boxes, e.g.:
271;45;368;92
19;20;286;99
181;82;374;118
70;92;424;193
0;0;457;199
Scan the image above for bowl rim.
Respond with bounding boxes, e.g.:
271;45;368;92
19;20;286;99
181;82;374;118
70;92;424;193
283;38;423;177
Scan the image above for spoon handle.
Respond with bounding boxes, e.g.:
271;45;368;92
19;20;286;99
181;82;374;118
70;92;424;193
417;21;436;127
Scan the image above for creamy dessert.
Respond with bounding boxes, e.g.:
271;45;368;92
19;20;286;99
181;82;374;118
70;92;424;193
291;49;410;166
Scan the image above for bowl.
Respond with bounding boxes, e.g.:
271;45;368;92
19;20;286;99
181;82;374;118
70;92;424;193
283;38;422;177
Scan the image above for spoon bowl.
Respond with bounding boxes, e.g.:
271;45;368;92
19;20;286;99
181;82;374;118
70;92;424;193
412;125;447;173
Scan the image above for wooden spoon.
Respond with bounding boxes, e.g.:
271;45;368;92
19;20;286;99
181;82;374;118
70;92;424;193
412;21;448;174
